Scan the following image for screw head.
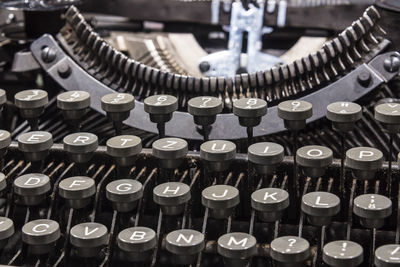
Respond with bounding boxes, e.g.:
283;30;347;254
41;46;56;63
357;71;371;87
199;61;210;72
57;63;71;78
384;56;400;73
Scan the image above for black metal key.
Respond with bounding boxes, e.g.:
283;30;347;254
144;94;178;138
59;176;96;209
106;179;143;212
296;145;333;178
375;244;400;267
217;232;257;267
14;89;48;130
152;137;188;169
0;217;14;249
188;96;223;140
13;173;51;206
202;185;239;219
323;240;363;267
22;219;60;255
251;188;289;222
101;92;135;134
165;229;205;264
153;182;191;216
270;236;311;267
345;147;383;180
353;194;392;229
63;132;98;164
57;90;90;129
200;140;236;172
18;131;53;162
248;142;284;175
70;222;108;257
301;191;340;226
117;226;156;262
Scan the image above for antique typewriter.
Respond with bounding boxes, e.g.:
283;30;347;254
0;0;398;266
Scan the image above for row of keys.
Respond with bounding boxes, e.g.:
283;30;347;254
9;173;393;229
11;89;400;139
1;129;389;180
0;216;397;266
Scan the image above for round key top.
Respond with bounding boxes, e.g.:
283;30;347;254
0;89;6;110
248;142;284;174
202;185;239;219
166;229;205;264
200;140;236;172
153;182;191;215
0;130;11;157
301;192;340;226
188;96;223;126
278;100;312;130
63;132;98;163
106;179;143;212
0;217;14;248
101;93;135;121
22;219;60;254
144;95;178;123
233;98;268;127
353;194;392;229
323;240;363;267
270;236;311;266
70;222;108;257
296;145;333;177
326;102;362;132
345;147;383;180
251;188;289;222
152;137;188;169
57;91;90;121
59;176;96;209
375;103;400;133
375;244;400;267
18;131;53;162
106;135;142;166
14;89;48;118
14;173;51;206
117;227;156;262
218;232;257;266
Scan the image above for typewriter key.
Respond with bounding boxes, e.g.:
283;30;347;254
117;227;156;262
323;240;363;266
0;89;6;111
326;102;362;132
70;222;108;257
63;132;98;163
296;145;333;178
144;95;178;138
251;188;289;222
14;173;51;206
57;91;90;121
22;219;60;254
59;176;96;209
200;140;236;172
152;137;188;169
188;96;223;140
166;229;205;264
101;92;134;134
353;194;392;229
345;147;383;180
233;98;268;127
14;89;48;130
278;100;312;131
217;232;257;267
301;192;340;226
375;244;400;267
270;236;311;267
248;142;284;174
375;103;400;133
233;98;267;144
0;130;11;158
202;185;239;219
106;179;143;212
153;182;191;215
18;131;53;162
0;217;14;249
106;135;142;166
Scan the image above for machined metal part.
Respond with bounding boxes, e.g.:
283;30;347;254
200;1;282;77
30;34;399;140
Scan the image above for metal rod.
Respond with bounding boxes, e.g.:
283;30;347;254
247;126;253;146
157;122;165;139
388;133;394;197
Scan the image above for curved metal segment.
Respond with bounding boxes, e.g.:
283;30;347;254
31;34;397;140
